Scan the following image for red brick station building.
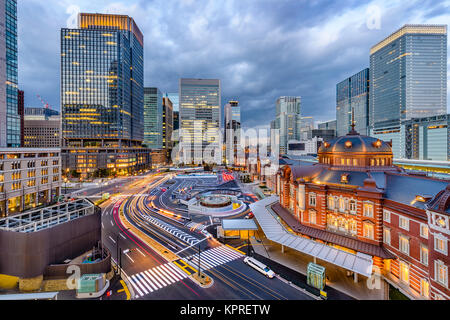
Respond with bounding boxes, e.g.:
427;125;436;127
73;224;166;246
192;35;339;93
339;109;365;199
263;128;449;300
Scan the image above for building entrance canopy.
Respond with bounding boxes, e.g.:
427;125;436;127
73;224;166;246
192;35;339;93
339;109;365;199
250;196;373;277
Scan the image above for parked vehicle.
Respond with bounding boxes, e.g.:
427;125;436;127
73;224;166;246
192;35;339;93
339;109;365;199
243;257;275;278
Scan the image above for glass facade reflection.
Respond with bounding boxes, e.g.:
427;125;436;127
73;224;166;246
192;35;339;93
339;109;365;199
179;78;221;163
370;25;447;132
0;0;19;147
61;13;144;147
336;68;370;136
143;87;163;149
275;97;302;155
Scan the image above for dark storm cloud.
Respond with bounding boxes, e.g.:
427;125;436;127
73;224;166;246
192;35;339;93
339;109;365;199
18;0;449;129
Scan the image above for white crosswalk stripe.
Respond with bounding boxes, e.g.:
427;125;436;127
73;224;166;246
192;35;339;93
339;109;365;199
184;245;243;272
131;262;189;299
185;222;207;231
142;215;200;245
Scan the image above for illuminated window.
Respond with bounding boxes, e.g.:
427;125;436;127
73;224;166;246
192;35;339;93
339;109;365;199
435;260;448;287
383;227;391;245
399;216;409;231
399;261;409;284
420;279;429;298
349;200;357;213
363;203;374;218
363;222;374;240
399;235;410;255
327;196;335;210
434;236;447;255
420;224;428;239
309;211;317;225
420;245;428;266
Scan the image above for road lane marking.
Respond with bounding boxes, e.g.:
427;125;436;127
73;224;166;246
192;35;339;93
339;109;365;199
147;269;166;288
110;220;114;227
102;222;104;229
109;236;116;244
120;233;126;240
135;248;145;257
118;280;131;300
144;270;162;289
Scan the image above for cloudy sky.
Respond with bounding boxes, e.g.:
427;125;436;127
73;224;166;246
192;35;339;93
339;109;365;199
18;0;450;129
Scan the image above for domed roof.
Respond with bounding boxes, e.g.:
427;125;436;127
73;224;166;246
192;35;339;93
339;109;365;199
319;132;392;154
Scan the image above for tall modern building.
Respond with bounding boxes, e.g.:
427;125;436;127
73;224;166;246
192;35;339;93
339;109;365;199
370;25;447;158
336;68;370;136
165;92;179;112
274;97;302;155
0;0;19;148
300;116;314;141
162;96;174;160
61;13;150;176
224;100;242;165
179;78;221;164
318;120;337;132
143;87;163;149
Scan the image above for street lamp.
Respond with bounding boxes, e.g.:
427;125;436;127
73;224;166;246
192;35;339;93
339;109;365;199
116;228;130;277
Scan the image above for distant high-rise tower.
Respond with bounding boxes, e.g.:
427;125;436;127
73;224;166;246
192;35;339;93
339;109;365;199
143;87;163;149
61;13;150;175
370;25;447;158
274;97;302;155
224;101;241;165
179;78;221;164
0;0;19;147
336;68;370;136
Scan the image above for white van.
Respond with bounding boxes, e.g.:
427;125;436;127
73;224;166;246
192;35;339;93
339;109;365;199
243;257;275;279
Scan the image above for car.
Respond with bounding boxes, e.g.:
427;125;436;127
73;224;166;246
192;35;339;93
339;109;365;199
245;212;254;219
243;257;275;278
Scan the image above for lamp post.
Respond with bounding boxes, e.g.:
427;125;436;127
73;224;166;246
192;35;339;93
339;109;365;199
198;244;201;277
116;228;130;277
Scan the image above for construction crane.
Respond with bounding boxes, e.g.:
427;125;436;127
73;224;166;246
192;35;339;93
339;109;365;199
37;94;51;109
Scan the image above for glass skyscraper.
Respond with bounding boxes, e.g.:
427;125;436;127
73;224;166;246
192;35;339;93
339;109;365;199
61;13;150;175
165;92;179;112
0;0;19;147
369;25;447;158
179;78;221;164
143;87;163;149
336;68;370;136
274;97;302;155
224;101;241;165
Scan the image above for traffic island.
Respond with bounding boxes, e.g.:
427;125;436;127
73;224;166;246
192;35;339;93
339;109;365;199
191;273;214;289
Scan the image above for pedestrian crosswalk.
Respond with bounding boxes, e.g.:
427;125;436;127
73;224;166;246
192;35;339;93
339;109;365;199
142;214;200;245
186;222;207;232
184;245;243;272
130;262;189;299
129;245;244;299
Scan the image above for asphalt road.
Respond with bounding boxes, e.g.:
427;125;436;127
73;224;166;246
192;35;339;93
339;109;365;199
99;172;314;300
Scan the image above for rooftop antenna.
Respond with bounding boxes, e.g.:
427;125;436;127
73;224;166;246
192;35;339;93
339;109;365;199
348;106;358;135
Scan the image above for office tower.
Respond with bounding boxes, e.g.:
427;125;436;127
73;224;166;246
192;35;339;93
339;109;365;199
318;120;337;132
143;87;163;149
370;25;447;158
0;0;19;147
274;97;302;155
18;90;24;147
61;13;150;176
224;100;241;166
163;96;174;160
173;111;179;131
165;92;179;112
300;116;314;141
403;114;449;161
336;68;370;136
179;78;221;164
24;110;61;148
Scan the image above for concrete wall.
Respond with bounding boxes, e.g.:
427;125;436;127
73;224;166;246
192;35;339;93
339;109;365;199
0;210;101;279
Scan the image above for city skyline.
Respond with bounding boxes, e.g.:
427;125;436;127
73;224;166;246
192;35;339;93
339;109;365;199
17;0;450;130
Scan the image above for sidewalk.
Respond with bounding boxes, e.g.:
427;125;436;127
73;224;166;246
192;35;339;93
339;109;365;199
250;235;386;300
